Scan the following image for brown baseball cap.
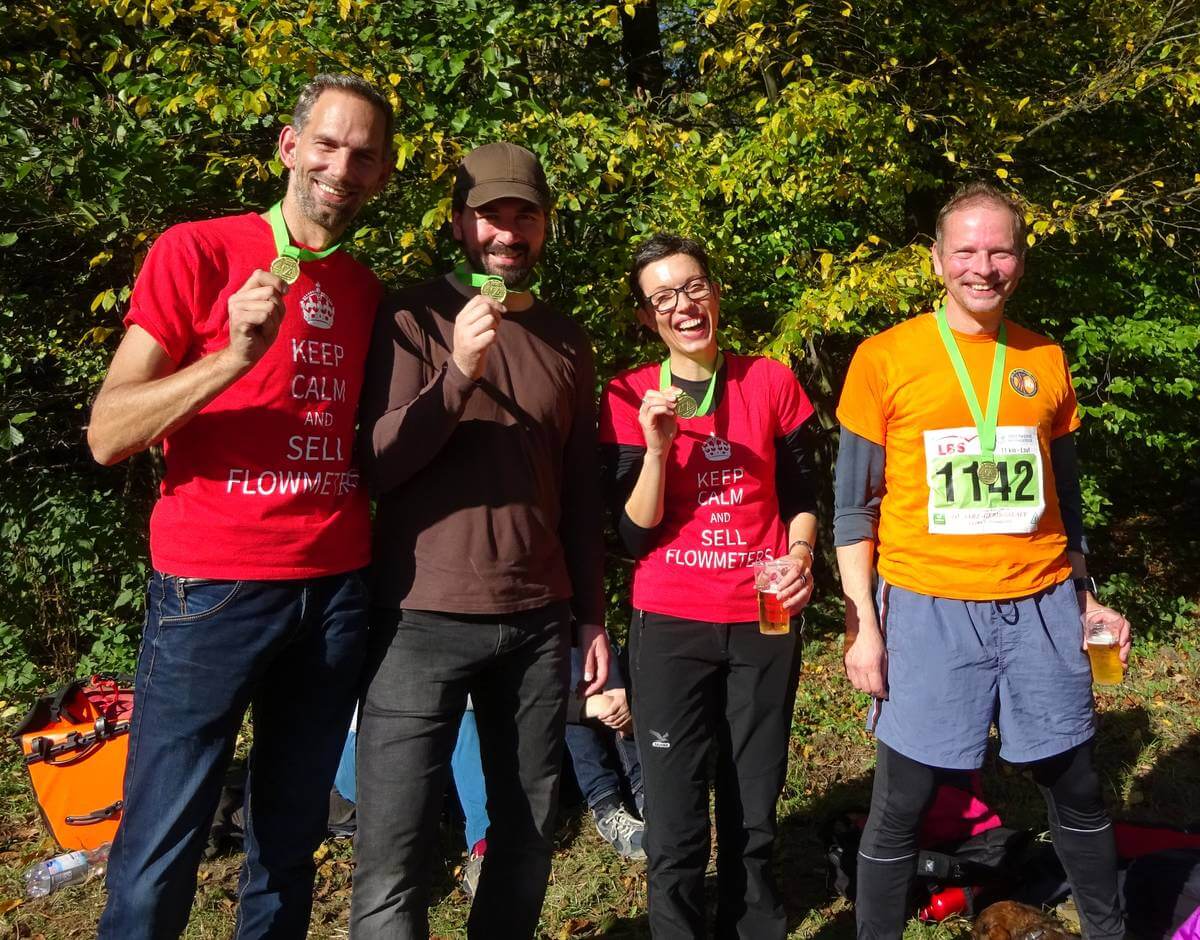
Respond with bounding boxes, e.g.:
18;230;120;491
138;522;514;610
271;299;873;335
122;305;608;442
453;142;552;211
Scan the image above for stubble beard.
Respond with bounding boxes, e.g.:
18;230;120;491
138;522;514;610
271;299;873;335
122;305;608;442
290;168;358;237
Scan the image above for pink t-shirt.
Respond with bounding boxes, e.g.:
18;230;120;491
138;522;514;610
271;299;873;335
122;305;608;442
125;212;378;579
599;354;814;622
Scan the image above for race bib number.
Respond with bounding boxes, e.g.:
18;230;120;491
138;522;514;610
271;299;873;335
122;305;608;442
923;426;1045;534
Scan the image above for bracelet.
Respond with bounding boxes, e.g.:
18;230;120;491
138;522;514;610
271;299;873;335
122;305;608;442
788;539;814;557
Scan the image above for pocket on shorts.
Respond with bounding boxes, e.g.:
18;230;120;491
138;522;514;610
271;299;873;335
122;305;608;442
876;578;896;652
159;576;244;624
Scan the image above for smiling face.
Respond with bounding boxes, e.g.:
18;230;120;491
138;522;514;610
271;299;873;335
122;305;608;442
452;197;546;288
278;89;392;243
635;252;721;361
932;200;1025;326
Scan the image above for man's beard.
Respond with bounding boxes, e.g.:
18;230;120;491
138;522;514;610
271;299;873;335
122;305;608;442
468;242;539;289
291;169;358;234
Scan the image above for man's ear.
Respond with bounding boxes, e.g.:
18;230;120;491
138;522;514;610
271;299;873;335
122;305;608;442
930;243;944;278
450;208;464;243
278;124;298;170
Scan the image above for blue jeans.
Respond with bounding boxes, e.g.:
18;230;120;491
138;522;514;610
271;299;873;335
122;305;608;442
565;647;643;814
334;711;491;852
99;570;369;940
452;709;491;851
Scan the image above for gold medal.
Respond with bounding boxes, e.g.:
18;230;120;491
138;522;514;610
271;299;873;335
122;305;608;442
675;392;698;419
978;460;999;485
270;255;300;285
479;276;507;303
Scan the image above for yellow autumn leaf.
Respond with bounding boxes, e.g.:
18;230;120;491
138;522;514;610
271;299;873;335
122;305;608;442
89;251;112;269
1026;233;1036;247
995;167;1008;179
819;252;833;277
1106;188;1125;203
996;152;1013;162
802;53;813;67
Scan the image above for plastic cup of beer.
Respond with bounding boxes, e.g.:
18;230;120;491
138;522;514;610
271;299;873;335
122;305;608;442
1084;613;1123;685
753;559;793;635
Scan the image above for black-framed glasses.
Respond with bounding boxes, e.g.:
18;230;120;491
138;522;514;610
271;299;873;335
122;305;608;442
645;276;713;314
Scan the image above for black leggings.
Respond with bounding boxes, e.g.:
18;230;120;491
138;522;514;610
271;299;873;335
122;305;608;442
856;741;1124;939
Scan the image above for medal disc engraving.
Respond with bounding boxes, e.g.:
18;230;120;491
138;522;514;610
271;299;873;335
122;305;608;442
978;460;1000;485
479;277;507;302
270;255;300;284
675;392;698;419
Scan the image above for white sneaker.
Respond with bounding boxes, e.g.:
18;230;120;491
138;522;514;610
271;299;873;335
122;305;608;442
461;850;484;898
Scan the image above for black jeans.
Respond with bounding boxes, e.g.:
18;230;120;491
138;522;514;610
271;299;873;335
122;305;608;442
349;602;571;940
630;611;803;940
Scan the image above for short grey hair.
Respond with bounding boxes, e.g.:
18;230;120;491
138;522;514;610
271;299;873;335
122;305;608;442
935;181;1028;256
292;74;394;155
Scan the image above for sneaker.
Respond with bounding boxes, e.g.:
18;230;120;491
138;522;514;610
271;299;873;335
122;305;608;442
461;839;486;899
327;789;357;839
592;803;646;860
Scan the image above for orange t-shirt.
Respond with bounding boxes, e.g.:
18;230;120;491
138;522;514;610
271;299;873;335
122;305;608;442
836;312;1081;600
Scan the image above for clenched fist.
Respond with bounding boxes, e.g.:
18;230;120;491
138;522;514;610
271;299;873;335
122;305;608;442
638;387;680;456
452;294;505;381
224;269;288;372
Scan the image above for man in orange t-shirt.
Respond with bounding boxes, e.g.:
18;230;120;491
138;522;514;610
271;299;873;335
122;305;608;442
834;183;1131;938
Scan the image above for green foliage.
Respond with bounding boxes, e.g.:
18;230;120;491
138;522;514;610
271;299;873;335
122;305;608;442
0;477;148;695
1;0;1197;699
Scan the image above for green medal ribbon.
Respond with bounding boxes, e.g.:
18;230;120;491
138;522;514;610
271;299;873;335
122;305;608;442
267;202;342;261
660;352;722;419
934;305;1007;469
266;202;341;283
453;264;531;304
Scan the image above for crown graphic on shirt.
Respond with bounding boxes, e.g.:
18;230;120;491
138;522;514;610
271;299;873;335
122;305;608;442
701;432;731;462
300;282;335;330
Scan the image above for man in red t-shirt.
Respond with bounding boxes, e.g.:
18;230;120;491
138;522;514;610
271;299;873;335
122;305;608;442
87;75;393;940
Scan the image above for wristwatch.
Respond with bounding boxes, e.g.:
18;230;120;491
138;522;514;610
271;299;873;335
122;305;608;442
1072;576;1098;596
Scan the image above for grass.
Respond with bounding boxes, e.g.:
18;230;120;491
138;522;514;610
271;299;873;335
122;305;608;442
2;602;1198;939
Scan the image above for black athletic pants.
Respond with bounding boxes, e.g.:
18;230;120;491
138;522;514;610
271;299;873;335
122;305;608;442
856;740;1124;939
630;611;803;939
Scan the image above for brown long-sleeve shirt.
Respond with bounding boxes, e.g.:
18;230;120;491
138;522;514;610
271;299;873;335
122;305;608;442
359;274;605;630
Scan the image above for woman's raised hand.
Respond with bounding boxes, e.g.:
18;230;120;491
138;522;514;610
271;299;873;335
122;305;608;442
639;387;680;456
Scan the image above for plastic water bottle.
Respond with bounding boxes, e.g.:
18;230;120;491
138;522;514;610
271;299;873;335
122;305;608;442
24;843;110;897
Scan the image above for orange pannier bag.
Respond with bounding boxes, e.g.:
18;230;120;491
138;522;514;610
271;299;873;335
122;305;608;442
12;675;134;851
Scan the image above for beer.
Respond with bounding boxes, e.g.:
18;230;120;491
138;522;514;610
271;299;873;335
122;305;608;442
758;588;789;635
1086;631;1123;685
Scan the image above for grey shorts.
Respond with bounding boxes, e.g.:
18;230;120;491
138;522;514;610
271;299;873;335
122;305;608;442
869;578;1095;769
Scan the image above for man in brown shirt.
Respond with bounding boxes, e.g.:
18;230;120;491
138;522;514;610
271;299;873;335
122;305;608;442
350;142;611;939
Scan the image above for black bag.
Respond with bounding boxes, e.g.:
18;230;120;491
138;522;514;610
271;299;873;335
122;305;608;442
1123;848;1200;939
824;813;1032;901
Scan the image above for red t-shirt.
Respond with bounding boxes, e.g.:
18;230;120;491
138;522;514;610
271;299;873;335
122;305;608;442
125;212;379;579
599;354;815;622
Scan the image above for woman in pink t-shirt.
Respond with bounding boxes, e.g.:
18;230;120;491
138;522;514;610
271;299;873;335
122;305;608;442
598;234;819;938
